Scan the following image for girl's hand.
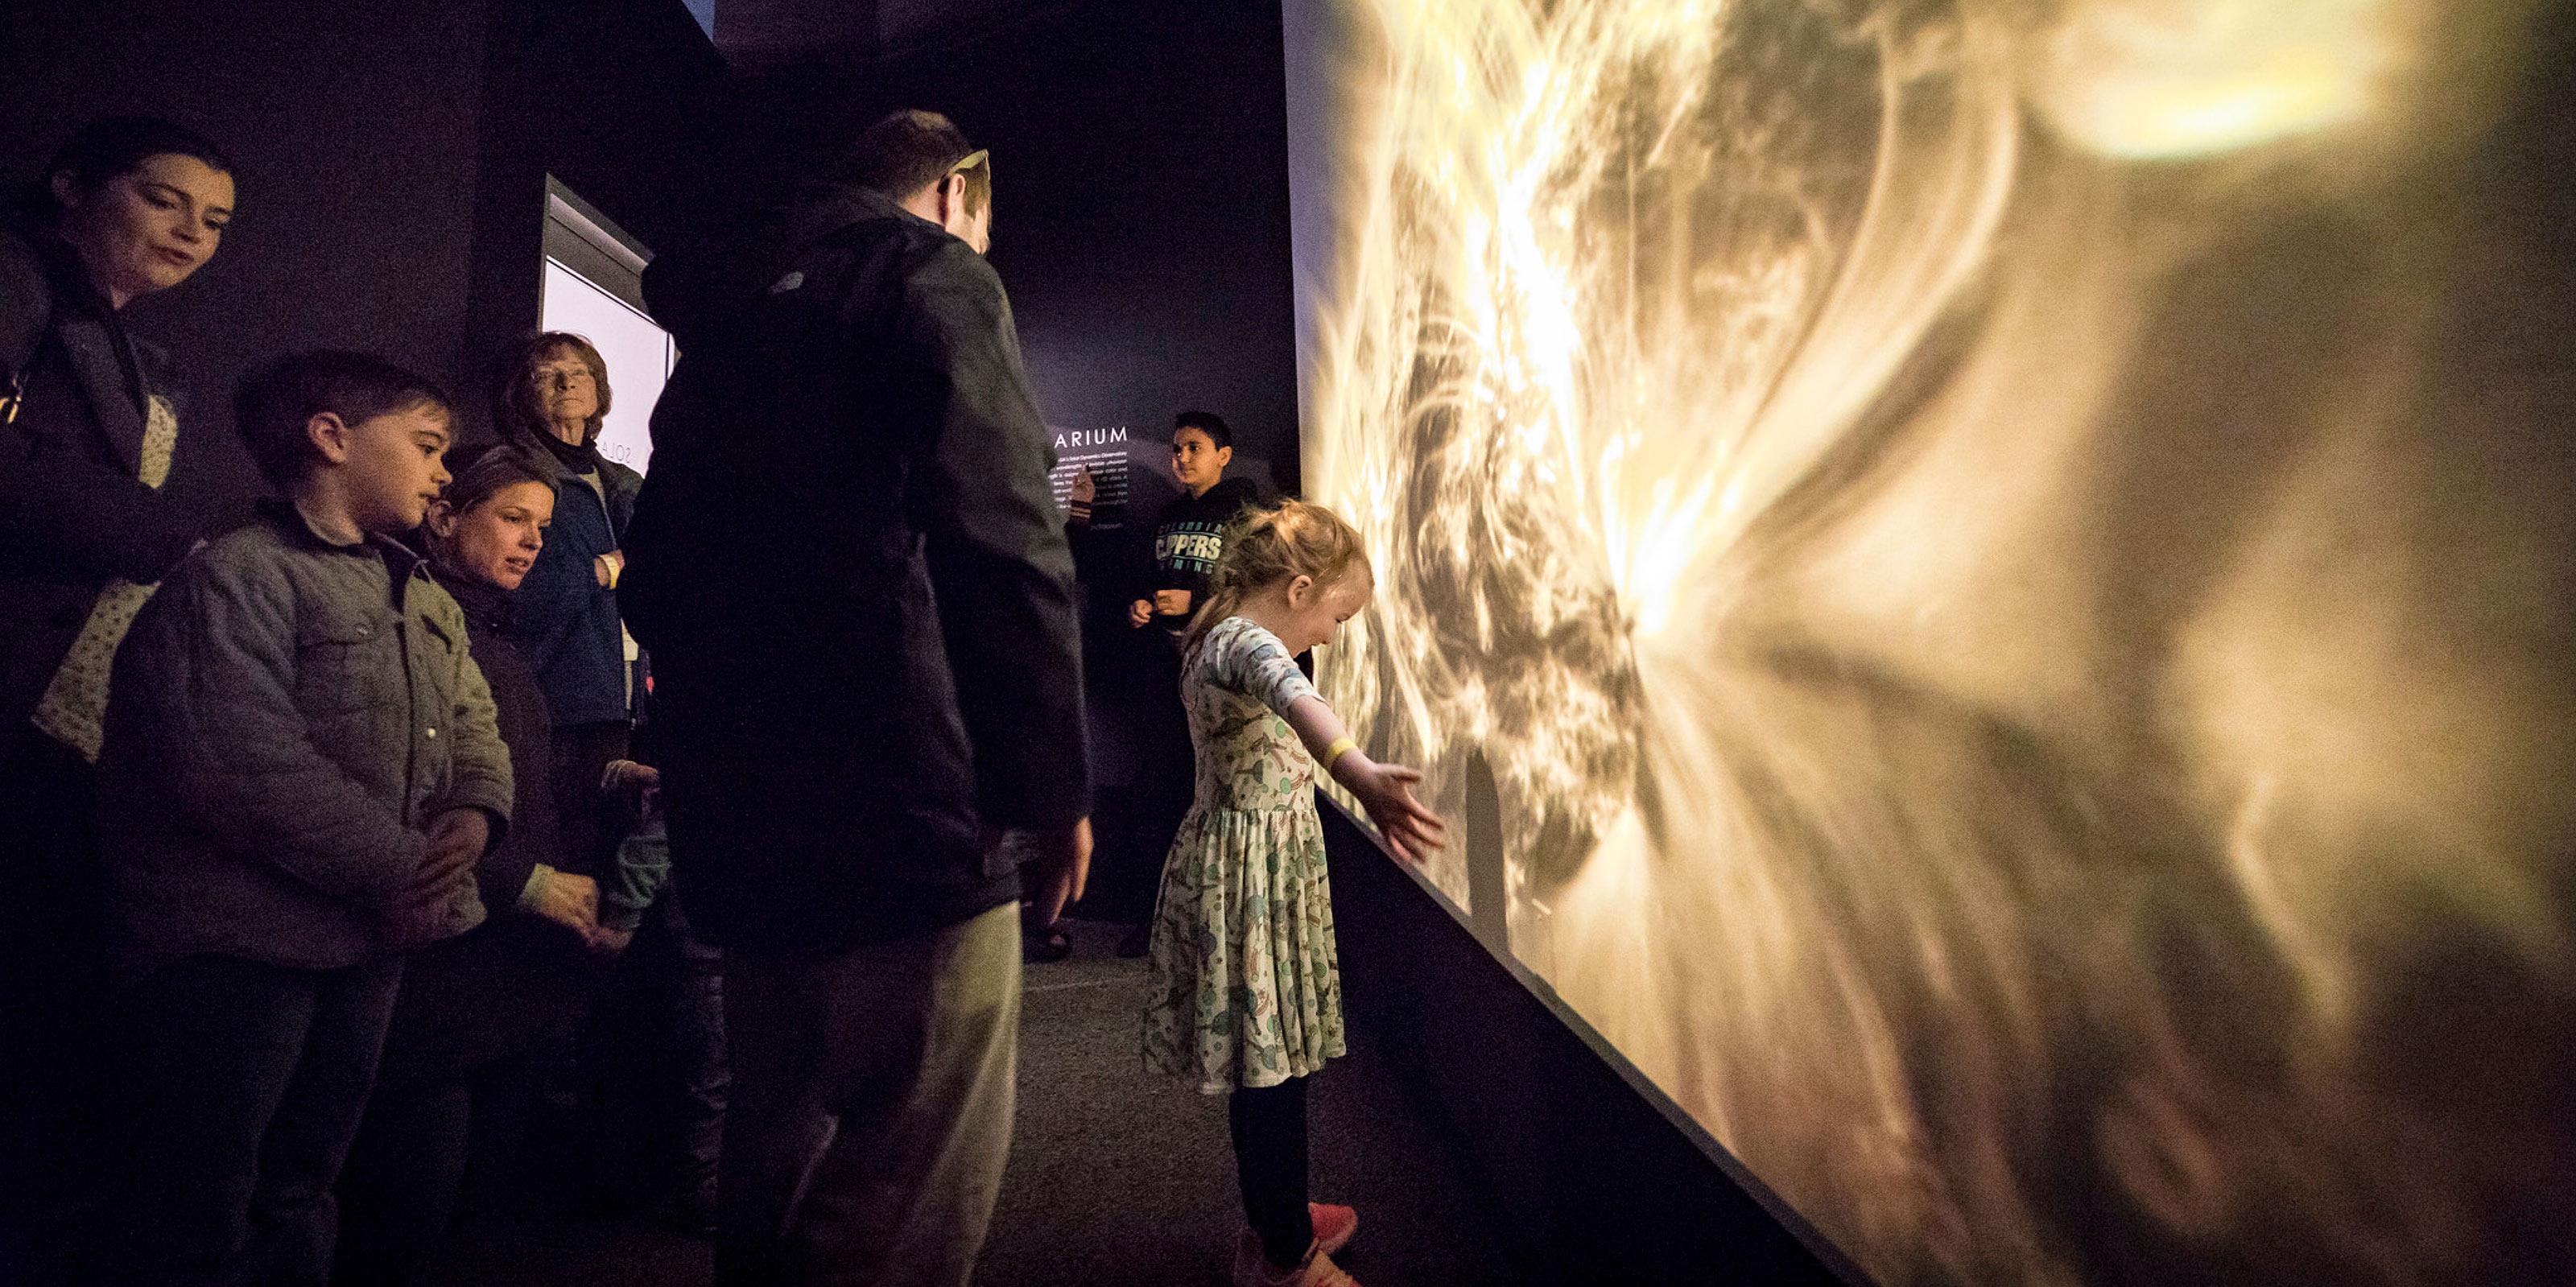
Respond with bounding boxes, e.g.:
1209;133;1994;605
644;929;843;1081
1340;757;1447;864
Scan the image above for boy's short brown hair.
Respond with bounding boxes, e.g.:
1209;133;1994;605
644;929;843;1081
1173;410;1233;451
234;351;451;489
837;109;989;217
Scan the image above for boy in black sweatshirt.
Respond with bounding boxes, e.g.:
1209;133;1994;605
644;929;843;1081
1128;411;1262;640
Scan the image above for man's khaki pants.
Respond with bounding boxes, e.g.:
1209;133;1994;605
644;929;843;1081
715;903;1022;1287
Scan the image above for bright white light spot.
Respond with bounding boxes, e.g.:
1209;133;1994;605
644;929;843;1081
2033;0;2395;159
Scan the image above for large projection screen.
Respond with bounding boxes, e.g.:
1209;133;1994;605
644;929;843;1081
1283;1;2576;1282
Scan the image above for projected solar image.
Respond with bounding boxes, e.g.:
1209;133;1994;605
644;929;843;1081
1289;0;2576;1281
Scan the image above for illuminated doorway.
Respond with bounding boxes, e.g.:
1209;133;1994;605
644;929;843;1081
539;177;671;474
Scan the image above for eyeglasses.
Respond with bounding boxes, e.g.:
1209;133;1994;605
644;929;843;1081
948;149;991;178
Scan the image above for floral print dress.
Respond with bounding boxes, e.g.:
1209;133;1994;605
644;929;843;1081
1143;615;1346;1093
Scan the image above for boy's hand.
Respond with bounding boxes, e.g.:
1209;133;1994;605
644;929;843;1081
593;550;625;588
530;872;600;941
1152;589;1192;617
1129;599;1154;629
1069;464;1096;505
386;810;489;939
406;809;489;899
1339;758;1447;865
427;806;491;852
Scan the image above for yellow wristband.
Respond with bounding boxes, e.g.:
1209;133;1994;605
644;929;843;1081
1323;737;1357;772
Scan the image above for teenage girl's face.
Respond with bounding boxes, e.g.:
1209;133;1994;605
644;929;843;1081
53;153;234;309
430;480;554;592
1280;563;1374;654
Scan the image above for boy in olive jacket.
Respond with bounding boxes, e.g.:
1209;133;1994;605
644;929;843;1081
95;352;511;1287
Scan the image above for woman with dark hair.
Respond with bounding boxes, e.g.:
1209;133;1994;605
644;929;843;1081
0;114;238;1275
333;443;601;1286
491;331;642;870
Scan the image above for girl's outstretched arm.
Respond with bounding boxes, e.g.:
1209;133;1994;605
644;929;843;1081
1282;694;1448;864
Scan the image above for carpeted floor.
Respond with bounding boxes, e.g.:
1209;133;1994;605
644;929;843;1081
421;918;1518;1286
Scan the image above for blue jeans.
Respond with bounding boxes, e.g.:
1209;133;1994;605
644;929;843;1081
111;953;405;1287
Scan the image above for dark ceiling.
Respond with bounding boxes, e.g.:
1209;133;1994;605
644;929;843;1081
710;0;1092;68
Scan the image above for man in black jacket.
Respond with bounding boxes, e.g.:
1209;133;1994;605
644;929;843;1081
621;109;1090;1287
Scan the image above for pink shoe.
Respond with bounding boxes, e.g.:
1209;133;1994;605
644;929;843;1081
1309;1202;1358;1255
1232;1231;1360;1287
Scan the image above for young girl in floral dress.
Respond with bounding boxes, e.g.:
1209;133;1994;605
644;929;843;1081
1141;499;1447;1287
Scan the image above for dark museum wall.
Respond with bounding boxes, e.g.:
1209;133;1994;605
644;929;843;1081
0;0;493;522
0;0;729;509
460;0;731;417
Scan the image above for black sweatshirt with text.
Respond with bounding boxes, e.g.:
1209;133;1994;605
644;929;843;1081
1146;476;1262;633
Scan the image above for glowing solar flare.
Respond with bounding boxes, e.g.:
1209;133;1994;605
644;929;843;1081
1299;0;2576;1281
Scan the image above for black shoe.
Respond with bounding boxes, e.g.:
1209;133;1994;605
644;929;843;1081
1024;930;1072;963
1116;924;1150;958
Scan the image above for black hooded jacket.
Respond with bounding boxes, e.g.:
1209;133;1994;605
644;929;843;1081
622;184;1088;953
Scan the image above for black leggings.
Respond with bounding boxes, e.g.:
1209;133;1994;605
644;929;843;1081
1228;1075;1314;1268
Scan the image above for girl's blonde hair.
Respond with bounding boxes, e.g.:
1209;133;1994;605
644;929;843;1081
1182;497;1370;654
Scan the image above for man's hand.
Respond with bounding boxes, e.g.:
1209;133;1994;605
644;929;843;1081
1017;817;1093;928
1152;588;1193;618
1129;599;1154;629
1338;758;1447;865
530;871;600;941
